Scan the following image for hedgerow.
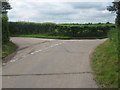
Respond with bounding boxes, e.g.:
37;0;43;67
9;22;115;38
2;15;9;44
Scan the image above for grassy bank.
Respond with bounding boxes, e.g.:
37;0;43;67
2;41;16;59
92;29;118;88
13;35;107;39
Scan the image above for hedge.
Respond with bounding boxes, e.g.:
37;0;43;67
2;15;9;44
9;22;115;38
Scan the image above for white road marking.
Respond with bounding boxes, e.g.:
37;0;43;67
10;59;17;63
30;42;64;55
9;42;64;63
2;63;6;66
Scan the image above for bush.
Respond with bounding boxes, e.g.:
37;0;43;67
2;15;9;44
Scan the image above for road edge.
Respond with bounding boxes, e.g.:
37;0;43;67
89;39;107;88
2;43;18;65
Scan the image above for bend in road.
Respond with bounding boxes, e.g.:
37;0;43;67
2;37;107;88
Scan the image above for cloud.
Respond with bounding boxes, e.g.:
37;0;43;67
65;2;104;10
8;1;116;23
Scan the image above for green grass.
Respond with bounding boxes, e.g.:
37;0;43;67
13;34;107;39
92;29;118;88
2;41;16;59
14;35;73;39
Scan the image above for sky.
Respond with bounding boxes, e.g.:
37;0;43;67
8;0;116;24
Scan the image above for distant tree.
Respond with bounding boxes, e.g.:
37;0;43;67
88;23;92;25
107;2;120;27
98;22;102;24
106;22;111;24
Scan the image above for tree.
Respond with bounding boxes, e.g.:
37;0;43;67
0;0;12;14
107;2;120;27
0;0;11;44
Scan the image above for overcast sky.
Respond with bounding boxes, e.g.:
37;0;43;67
8;0;116;24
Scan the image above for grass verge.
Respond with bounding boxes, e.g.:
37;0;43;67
13;34;107;39
2;41;16;59
92;29;118;88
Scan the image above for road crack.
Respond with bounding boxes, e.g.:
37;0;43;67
17;41;50;51
2;72;93;77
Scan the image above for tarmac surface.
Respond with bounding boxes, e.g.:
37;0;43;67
2;37;107;88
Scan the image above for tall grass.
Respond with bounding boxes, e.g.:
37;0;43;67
2;41;16;59
92;29;118;88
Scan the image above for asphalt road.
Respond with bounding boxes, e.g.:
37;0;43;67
2;37;107;88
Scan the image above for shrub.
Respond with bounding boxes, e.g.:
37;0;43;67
2;15;9;44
